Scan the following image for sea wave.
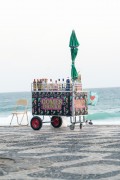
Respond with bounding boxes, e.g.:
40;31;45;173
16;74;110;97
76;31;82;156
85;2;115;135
87;111;120;120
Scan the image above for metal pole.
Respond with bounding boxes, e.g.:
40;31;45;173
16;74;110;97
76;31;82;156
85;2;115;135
72;80;75;123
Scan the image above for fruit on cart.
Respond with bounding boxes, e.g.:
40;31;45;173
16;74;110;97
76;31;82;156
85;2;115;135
51;116;62;128
31;116;42;130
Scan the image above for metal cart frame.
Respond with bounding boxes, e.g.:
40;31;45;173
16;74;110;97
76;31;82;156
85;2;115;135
30;81;88;130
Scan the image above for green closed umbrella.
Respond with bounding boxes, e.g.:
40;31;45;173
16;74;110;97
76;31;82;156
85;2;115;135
69;30;79;80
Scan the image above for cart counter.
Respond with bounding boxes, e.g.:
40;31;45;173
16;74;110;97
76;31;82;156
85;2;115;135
32;91;88;116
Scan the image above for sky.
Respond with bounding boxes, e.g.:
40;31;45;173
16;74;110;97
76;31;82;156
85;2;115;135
0;0;120;92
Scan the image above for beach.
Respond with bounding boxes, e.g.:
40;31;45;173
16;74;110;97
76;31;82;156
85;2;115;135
0;124;120;179
0;88;120;179
0;0;120;178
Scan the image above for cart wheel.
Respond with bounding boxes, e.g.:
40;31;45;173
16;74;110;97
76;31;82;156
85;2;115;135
70;124;75;130
80;123;82;129
31;116;42;130
51;116;62;128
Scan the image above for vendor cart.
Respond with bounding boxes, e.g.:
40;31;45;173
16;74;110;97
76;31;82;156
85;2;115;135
30;30;88;130
30;81;88;130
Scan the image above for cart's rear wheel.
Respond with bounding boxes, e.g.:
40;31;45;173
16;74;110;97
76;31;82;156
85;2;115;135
51;116;62;128
31;116;42;130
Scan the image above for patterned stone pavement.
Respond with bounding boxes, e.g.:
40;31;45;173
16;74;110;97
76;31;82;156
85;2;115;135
0;125;120;179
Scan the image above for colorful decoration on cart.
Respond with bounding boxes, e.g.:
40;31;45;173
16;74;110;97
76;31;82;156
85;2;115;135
87;91;99;106
74;92;88;115
32;91;73;116
32;91;88;116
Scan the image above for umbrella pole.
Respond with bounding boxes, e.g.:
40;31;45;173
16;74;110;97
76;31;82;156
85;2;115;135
72;80;75;124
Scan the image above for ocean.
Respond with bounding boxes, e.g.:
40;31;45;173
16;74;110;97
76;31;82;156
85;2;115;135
0;87;120;125
87;87;120;125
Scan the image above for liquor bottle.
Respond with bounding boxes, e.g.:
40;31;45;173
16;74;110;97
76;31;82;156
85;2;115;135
62;78;65;91
54;80;58;91
42;79;45;90
66;77;70;91
39;79;42;91
49;79;53;91
44;78;48;91
76;73;82;91
70;79;72;91
77;73;81;83
33;79;37;91
58;79;62;91
37;79;39;91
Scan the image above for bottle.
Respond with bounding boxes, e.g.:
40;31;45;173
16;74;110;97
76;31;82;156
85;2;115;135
33;79;37;91
77;72;81;83
42;79;46;91
44;78;48;91
66;77;70;91
58;79;62;91
49;79;53;91
39;79;42;91
62;78;65;91
76;73;82;91
37;79;39;91
40;79;44;91
54;80;58;91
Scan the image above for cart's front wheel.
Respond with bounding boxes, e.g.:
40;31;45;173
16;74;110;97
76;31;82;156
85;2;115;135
31;116;42;130
70;124;75;130
51;116;62;128
80;123;82;129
